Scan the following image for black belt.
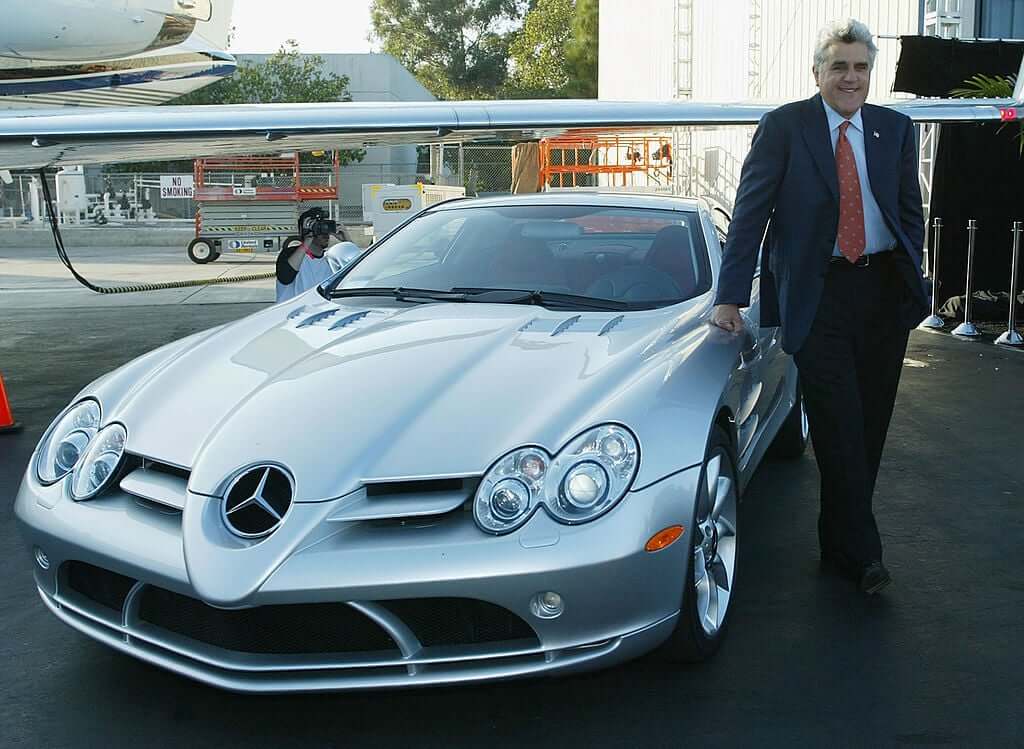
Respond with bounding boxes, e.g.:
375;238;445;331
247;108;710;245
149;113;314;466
829;249;896;267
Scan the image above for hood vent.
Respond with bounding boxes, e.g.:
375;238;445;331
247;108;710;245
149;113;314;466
598;315;625;336
517;315;627;337
330;310;374;330
297;308;342;328
550;315;581;337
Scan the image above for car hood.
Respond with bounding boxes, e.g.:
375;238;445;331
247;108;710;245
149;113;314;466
102;293;706;501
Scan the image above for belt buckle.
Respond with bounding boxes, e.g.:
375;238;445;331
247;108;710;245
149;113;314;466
858;254;870;268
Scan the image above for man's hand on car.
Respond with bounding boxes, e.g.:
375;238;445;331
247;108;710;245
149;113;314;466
711;304;745;334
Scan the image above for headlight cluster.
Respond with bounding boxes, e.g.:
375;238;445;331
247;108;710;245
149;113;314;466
35;399;126;500
474;424;639;534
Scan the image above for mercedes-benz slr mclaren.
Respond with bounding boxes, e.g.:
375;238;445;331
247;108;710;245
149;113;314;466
15;192;808;692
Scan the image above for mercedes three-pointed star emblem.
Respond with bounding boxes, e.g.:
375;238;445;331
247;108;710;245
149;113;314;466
221;465;293;539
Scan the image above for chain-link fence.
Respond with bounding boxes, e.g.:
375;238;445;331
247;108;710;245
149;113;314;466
2;147;516;228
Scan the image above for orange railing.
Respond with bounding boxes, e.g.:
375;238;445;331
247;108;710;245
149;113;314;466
539;134;673;189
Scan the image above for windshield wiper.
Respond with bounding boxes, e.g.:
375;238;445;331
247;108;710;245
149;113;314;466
328;286;633;311
328;287;469;303
450;288;631;311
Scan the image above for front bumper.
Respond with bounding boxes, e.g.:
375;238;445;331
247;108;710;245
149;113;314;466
15;467;700;693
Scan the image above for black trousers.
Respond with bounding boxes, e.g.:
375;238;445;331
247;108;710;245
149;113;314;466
793;252;911;567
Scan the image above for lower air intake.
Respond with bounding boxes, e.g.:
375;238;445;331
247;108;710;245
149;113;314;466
137;587;400;655
65;561;136;612
379;598;538;647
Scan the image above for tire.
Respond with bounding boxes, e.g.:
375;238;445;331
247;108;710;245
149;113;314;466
660;425;739;663
187;238;216;264
767;379;809;460
282;235;302;252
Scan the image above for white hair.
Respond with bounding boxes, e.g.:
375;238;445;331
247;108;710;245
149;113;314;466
813;19;878;74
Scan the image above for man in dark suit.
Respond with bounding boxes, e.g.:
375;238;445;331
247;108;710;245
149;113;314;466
711;19;929;595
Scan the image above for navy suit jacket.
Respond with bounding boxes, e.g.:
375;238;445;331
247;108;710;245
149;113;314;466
715;94;929;354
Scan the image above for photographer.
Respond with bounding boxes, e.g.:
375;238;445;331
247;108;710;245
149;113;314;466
275;207;348;303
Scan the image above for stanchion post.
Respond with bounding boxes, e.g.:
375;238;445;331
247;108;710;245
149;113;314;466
995;220;1023;347
953;219;981;338
919;217;944;329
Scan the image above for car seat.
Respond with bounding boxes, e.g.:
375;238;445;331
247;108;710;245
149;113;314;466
585;225;697;302
488;233;569;290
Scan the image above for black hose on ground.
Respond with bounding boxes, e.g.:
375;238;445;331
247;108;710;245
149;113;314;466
38;170;275;294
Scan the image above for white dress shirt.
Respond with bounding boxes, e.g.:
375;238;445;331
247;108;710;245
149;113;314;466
822;100;897;256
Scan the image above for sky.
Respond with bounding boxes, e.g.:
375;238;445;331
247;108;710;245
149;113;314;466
228;1;375;54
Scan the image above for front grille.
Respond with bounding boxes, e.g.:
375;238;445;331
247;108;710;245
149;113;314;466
65;561;136;612
379;598;538;647
137;587;399;655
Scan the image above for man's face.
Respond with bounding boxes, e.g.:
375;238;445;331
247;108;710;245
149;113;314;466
814;41;871;118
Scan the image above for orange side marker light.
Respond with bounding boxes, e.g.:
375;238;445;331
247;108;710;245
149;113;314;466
645;525;685;552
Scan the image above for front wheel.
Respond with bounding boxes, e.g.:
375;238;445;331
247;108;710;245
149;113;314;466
187;237;216;264
660;425;739;663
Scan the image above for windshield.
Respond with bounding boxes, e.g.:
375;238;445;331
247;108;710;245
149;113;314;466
330;204;712;308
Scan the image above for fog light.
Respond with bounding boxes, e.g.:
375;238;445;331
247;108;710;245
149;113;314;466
530;591;564;619
34;547;50;570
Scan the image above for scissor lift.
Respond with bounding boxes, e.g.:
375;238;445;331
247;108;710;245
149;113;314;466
187;153;339;264
539;133;674;190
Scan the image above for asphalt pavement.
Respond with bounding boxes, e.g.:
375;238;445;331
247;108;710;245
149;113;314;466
0;252;1021;747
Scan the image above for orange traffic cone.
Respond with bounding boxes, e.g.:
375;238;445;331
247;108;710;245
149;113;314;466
0;372;21;434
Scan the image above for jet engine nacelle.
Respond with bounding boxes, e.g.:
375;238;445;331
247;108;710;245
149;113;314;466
1;0;213;62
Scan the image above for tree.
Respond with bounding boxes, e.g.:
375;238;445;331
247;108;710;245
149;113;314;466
506;0;597;98
173;40;354;110
370;0;530;99
564;0;597;97
507;0;574;97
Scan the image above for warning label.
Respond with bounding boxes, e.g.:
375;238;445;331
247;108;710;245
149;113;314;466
159;175;194;199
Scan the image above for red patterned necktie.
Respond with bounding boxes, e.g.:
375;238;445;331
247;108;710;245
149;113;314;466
835;121;866;263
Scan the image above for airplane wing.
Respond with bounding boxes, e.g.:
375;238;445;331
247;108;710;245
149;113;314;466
0;96;1020;170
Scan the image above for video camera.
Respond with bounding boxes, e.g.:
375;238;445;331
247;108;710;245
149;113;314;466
298;207;337;239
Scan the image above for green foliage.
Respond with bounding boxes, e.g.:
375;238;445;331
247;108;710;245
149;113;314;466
173;40;354;106
951;73;1022;155
505;0;597;98
950;73;1015;99
564;0;597;97
507;0;575;96
370;0;530;99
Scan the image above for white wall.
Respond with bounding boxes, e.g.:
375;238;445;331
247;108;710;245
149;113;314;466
598;0;677;100
598;0;922;206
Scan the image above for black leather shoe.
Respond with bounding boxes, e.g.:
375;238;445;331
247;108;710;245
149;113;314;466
858;561;891;594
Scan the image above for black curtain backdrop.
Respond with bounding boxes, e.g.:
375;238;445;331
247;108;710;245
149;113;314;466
930;123;1024;303
894;36;1023;97
894;37;1024;304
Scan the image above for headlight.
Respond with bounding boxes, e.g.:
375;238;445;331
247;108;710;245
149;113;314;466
544;425;639;525
474;448;546;533
35;399;101;484
473;425;639;534
70;423;127;500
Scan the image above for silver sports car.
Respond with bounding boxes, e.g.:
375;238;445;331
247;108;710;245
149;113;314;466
15;191;807;692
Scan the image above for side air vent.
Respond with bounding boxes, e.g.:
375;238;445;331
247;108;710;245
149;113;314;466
328;478;479;523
